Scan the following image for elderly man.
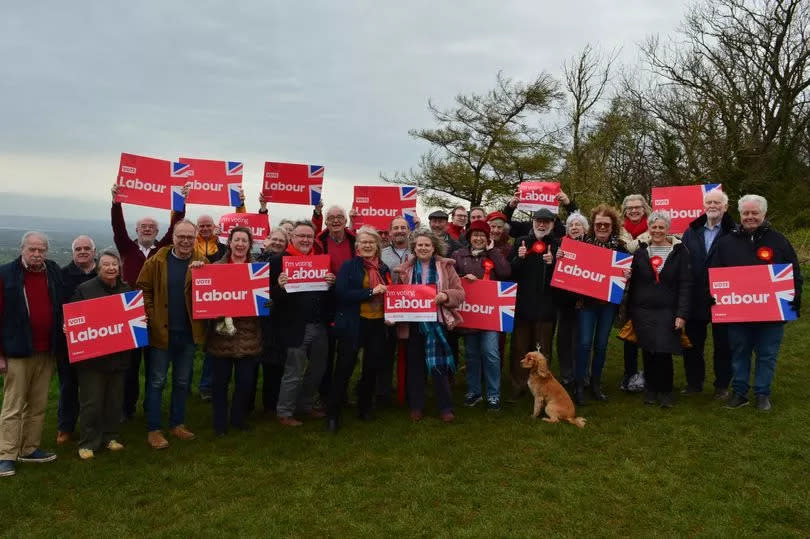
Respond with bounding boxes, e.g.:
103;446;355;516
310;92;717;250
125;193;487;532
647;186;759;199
137;220;207;449
111;182;186;420
0;232;63;477
486;211;513;260
509;209;558;400
55;236;99;444
193;189;247;264
680;190;736;398
270;221;336;426
712;195;802;411
503;189;576;240
428;210;462;255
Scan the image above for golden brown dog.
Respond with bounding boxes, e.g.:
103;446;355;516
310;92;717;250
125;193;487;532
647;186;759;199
520;351;586;428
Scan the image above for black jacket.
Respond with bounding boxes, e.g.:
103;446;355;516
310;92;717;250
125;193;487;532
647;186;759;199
680;213;736;320
332;256;392;340
628;242;692;355
509;234;558;322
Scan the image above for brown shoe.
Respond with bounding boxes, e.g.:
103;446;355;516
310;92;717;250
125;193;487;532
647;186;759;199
308;408;326;419
278;416;303;427
169;425;196;441
147;430;169;450
409;410;423;422
56;431;72;445
439;411;455;423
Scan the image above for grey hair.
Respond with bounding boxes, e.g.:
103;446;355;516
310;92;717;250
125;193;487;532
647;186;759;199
409;228;447;257
355;226;383;256
738;194;767;214
565;211;590;235
325;205;347;218
621;194;652;216
98;247;122;264
172;219;198;232
278;218;295;228
71;235;96;251
20;231;49;250
292;219;316;233
647;210;672;230
704;189;729;206
135;216;158;228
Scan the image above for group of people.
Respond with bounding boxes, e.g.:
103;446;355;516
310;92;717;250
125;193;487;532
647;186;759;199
0;182;802;478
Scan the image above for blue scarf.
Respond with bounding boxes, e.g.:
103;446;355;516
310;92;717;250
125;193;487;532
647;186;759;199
413;258;455;376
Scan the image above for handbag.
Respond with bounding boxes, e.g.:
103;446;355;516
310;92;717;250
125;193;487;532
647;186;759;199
616;320;637;343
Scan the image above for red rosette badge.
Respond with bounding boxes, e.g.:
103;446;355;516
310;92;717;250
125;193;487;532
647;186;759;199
531;241;547;255
482;258;494;280
756;246;773;262
650;255;663;283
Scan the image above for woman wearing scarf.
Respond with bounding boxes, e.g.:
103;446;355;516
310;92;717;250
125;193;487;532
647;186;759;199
206;227;263;436
326;227;392;433
618;194;652;392
452;220;510;411
627;211;692;408
70;248;132;460
574;205;628;406
394;230;465;423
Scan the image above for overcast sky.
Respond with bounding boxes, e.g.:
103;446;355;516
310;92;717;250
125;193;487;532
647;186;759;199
0;1;690;226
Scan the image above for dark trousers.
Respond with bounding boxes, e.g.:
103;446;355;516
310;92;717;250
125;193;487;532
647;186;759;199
509;318;554;396
328;318;388;420
683;320;731;391
406;326;453;414
123;347;150;418
643;351;673;393
623;341;644;379
56;355;79;433
211;355;258;434
556;307;577;384
251;361;284;412
77;368;125;450
319;334;339;399
374;326;397;405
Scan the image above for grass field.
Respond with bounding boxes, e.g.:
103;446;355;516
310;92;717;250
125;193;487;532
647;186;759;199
2;298;810;537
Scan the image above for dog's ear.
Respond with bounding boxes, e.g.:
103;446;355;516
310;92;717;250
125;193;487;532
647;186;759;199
536;356;551;378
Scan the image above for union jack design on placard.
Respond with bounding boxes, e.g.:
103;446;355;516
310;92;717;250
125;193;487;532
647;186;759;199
121;291;149;346
249;262;270;281
498;281;518;332
171;161;192;178
170;185;186;212
701;183;722;196
456;280;518;332
228;183;242;207
608;251;633;304
400;186;417;201
250;263;271;316
227;161;243;176
309;165;324;178
770;263;797;321
310;185;322;206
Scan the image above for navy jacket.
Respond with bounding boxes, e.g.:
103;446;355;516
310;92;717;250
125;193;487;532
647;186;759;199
332;256;392;340
0;257;64;357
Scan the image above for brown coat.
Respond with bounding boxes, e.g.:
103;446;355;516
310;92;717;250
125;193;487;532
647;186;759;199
136;246;207;350
393;256;465;339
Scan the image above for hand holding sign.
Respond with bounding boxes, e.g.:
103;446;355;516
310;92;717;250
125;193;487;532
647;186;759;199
372;284;387;295
435;292;449;304
463;274;478;281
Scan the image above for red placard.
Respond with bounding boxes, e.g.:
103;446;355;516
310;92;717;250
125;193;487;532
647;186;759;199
63;291;148;363
709;264;797;323
352;186;418;231
192;263;270;319
114;153;188;211
551;237;633;304
180;157;243;207
384;284;437;323
516;181;561;213
282;255;331;292
456;280;517;332
651;184;722;235
218;213;270;247
262;162;323;206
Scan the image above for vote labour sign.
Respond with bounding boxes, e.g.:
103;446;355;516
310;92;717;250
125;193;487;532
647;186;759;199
384;284;437;323
192;263;271;319
115;153;188;211
352;186;418;231
709;264;798;323
456;280;517;332
179;157;243;207
63;291;149;363
282;255;331;293
551;237;633;304
217;213;270;247
262;161;323;206
516;181;561;214
651;184;722;235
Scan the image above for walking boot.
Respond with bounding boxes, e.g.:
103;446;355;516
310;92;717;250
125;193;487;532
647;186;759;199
574;380;586;406
590;376;608;401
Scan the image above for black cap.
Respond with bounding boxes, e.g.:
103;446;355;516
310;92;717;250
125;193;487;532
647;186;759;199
532;208;555;221
428;210;449;220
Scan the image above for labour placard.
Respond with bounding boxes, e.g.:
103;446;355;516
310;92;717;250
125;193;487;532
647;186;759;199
192;263;270;319
282;255;331;292
384;284;437;323
551;237;632;304
516;181;561;214
262;161;323;206
651;184;722;235
709;264;797;323
63;291;149;363
180;157;243;207
217;213;270;247
115;153;188;211
456;280;517;332
352;185;418;231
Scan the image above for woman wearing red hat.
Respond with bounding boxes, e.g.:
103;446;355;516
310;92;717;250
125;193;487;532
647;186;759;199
452;220;511;410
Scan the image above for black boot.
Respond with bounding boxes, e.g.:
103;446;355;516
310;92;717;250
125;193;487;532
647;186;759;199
574;380;586;406
325;416;340;433
590;376;608;401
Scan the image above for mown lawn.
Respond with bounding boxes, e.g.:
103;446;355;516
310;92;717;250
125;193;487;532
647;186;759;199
2;296;810;537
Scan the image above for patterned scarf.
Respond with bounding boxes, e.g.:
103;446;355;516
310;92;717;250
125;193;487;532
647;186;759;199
623;217;647;239
363;256;384;309
413;258;455;376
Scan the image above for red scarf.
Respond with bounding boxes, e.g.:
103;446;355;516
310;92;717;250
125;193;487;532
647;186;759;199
285;244;309;257
623;217;648;239
363;256;384;307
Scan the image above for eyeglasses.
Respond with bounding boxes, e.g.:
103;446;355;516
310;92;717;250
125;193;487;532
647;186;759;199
625;206;644;212
326;216;346;222
294;234;314;239
175;234;195;241
594;223;612;229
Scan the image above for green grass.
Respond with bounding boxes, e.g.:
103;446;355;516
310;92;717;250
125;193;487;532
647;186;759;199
3;301;810;537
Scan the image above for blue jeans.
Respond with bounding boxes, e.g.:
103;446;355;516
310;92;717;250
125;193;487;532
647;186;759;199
576;304;618;381
464;331;501;400
199;351;213;394
146;340;196;431
727;323;784;396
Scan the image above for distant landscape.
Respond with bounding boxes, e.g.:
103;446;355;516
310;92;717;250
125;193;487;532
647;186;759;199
0;214;116;266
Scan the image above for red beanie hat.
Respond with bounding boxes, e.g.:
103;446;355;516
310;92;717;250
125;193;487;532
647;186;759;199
486;211;508;223
465;220;491;243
